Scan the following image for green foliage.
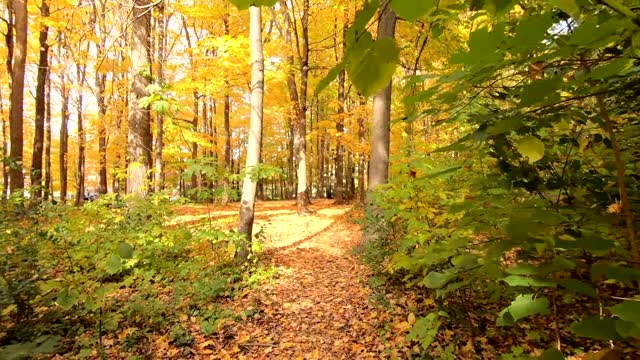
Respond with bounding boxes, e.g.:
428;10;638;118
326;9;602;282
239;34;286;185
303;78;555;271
357;0;640;355
0;196;260;356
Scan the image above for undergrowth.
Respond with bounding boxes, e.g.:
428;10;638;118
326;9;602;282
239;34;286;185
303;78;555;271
0;194;271;358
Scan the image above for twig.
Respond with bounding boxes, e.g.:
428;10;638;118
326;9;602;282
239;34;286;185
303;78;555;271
238;342;277;347
596;95;639;268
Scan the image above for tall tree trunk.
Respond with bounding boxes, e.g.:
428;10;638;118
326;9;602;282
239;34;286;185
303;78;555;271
59;58;69;204
9;0;27;195
358;96;366;206
191;91;199;196
44;67;52;200
334;7;347;204
1;86;8;201
95;0;108;195
368;2;395;192
365;2;396;239
295;0;311;212
222;6;232;204
127;0;153;196
2;0;12;201
154;1;166;191
75;63;86;206
30;0;49;201
237;5;264;263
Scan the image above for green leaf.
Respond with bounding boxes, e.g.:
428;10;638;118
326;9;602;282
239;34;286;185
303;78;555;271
227;0;278;10
497;294;550;326
56;288;80;310
315;61;346;95
105;254;123;275
422;271;454;289
551;0;580;20
539;347;564;360
572;317;622;340
589;58;634;80
557;279;598;299
506;263;538;275
391;0;437;22
615;319;640;338
518;76;562;107
407;312;441;349
503;275;555;287
117;243;134;259
555;233;615;251
515;136;545;162
454;25;505;67
590;263;640;283
610;301;640;324
487;117;523;136
510;13;554;53
345;0;379;46
347;38;400;97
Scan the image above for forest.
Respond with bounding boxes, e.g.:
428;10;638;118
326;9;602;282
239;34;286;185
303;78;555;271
1;0;640;358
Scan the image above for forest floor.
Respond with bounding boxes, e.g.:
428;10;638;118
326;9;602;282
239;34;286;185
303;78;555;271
173;199;400;359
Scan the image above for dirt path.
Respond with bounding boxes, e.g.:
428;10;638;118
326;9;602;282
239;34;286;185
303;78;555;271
204;201;387;359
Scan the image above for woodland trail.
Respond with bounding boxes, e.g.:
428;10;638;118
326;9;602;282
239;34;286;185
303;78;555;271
198;200;388;359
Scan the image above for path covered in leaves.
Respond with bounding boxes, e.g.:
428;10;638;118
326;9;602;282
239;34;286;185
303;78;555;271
204;200;388;359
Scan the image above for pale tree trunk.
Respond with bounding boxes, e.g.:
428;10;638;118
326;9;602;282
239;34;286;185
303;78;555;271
75;63;86;206
295;0;311;212
59;59;69;204
30;0;49;201
236;5;264;263
365;2;396;239
154;0;165;192
9;0;27;195
127;0;153;196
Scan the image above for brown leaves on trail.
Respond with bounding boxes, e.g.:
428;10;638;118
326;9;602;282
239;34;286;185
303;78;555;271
200;201;389;359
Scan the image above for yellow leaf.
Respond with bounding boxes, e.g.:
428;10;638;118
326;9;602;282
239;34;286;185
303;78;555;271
408;312;416;325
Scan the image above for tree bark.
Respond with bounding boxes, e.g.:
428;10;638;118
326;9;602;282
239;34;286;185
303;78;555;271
94;0;108;195
75;63;86;206
237;5;264;264
30;0;49;201
9;0;27;195
191;91;199;196
358;96;366;206
1;86;7;201
364;2;396;240
334;7;347;204
59;50;69;204
127;0;153;197
44;65;51;200
154;0;166;192
368;2;395;193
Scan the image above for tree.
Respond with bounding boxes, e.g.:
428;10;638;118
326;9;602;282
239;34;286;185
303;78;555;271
278;0;311;214
367;1;395;194
58;40;69;204
154;0;166;192
236;4;264;263
127;0;153;196
94;0;108;195
8;0;27;195
333;6;347;204
30;0;49;201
